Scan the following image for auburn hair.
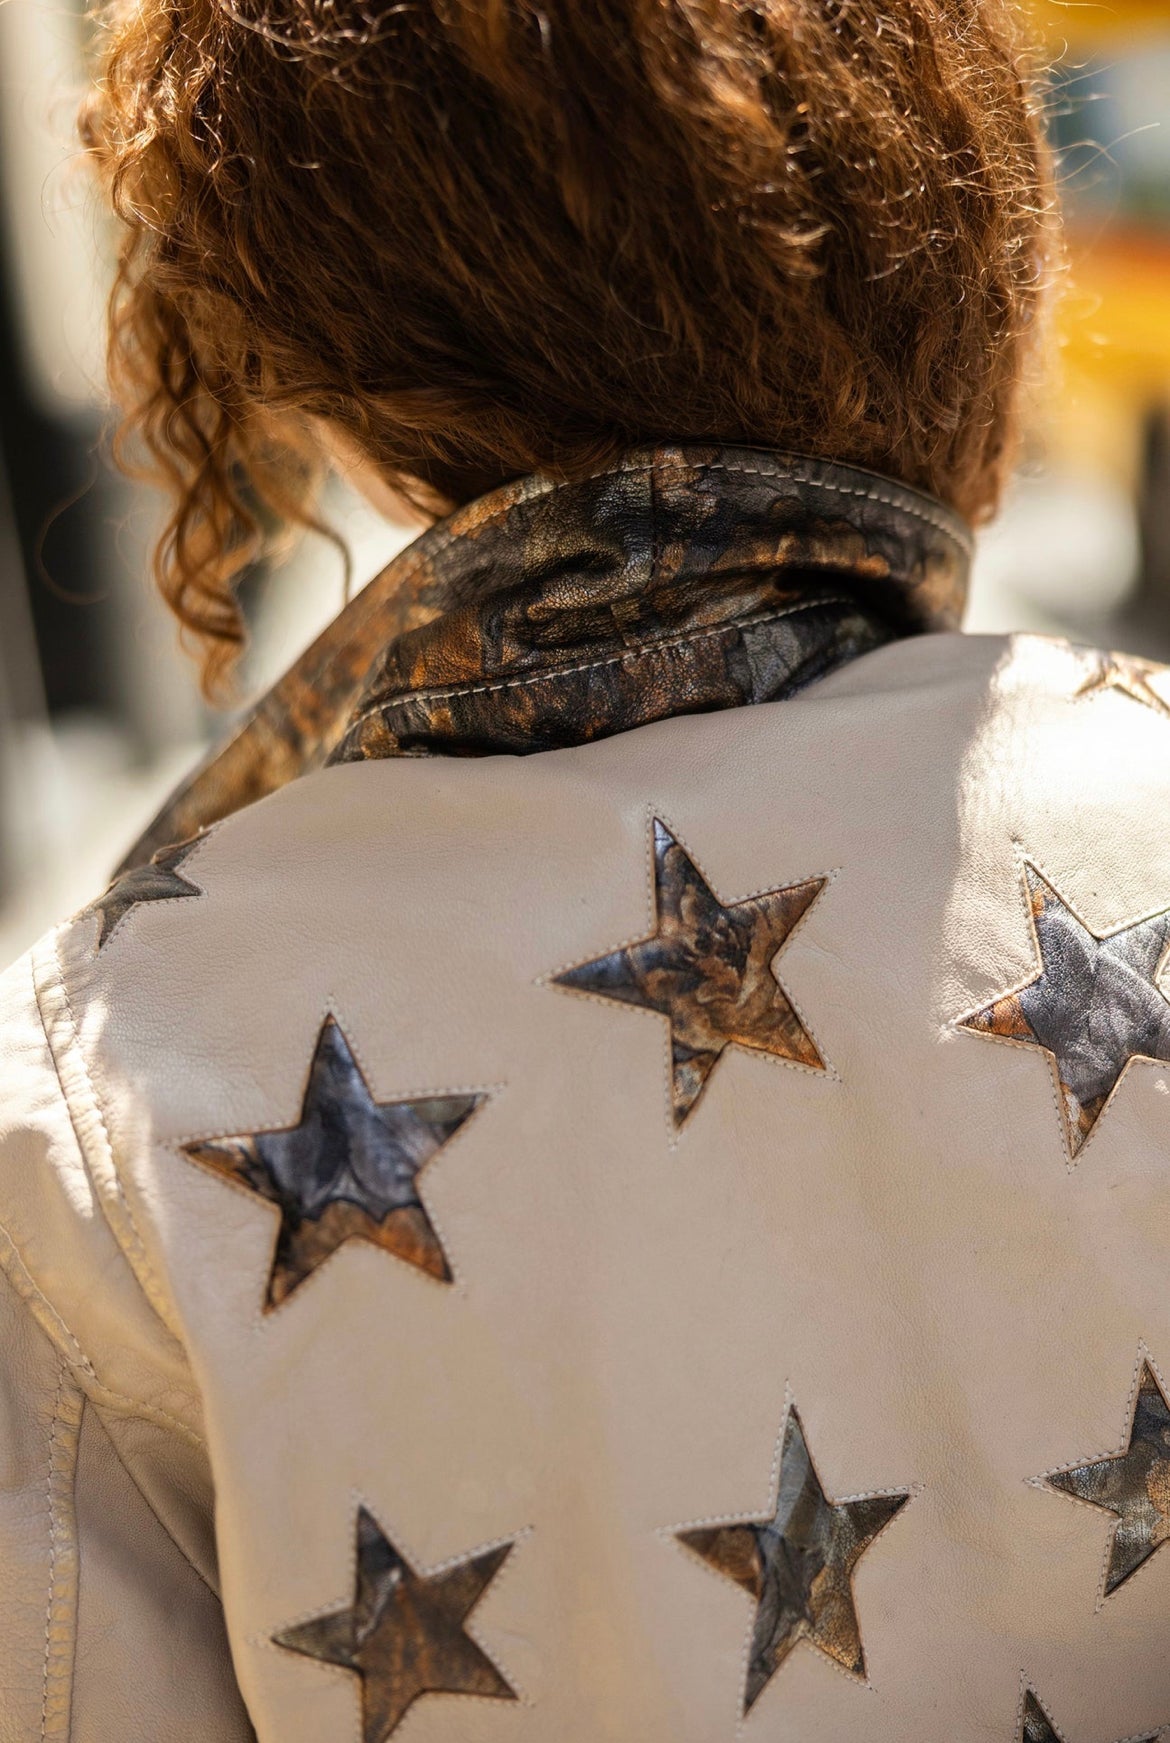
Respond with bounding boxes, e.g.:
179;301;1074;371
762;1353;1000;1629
80;0;1055;693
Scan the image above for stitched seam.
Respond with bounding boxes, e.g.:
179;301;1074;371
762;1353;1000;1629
263;1497;534;1720
345;597;855;726
91;825;218;952
950;843;1170;1169
0;1224;206;1450
664;1386;914;1719
1032;1341;1169;1615
698;456;971;548
36;931;183;1339
416;454;970;555
40;1365;67;1742
176;998;500;1327
91;1404;219;1600
49;933;155;1282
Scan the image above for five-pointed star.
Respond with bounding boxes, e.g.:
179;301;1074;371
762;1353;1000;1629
676;1405;909;1712
553;819;827;1126
274;1507;517;1742
183;1017;483;1309
1020;1687;1157;1743
1043;1361;1170;1596
1077;651;1170;716
84;837;202;949
959;862;1170;1157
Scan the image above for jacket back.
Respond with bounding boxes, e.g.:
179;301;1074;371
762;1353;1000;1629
4;457;1170;1743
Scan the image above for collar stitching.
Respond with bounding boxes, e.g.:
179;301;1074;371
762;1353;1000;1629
390;456;969;575
345;595;860;722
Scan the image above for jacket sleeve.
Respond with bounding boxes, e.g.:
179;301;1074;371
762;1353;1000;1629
0;948;255;1743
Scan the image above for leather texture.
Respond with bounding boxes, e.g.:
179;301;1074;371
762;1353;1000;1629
5;629;1170;1739
116;445;970;871
5;452;1170;1742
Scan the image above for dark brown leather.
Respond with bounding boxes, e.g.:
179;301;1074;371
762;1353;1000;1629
116;444;970;872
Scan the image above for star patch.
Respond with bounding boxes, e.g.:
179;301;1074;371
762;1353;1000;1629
84;837;202;949
958;861;1170;1156
1043;1360;1170;1597
1077;651;1170;716
183;1017;483;1308
274;1507;518;1742
675;1404;909;1712
553;819;827;1127
1020;1686;1157;1743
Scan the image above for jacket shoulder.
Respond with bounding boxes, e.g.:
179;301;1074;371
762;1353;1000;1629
0;939;204;1445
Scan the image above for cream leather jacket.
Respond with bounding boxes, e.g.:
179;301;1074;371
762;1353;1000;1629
4;446;1170;1743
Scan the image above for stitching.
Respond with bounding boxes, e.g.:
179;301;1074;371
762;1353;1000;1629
0;1223;206;1449
175;999;498;1329
664;1386;914;1723
90;1401;221;1600
697;457;971;547
403;454;969;571
0;1217;95;1377
39;1365;67;1743
1031;1341;1169;1615
37;1366;82;1742
42;930;179;1332
949;843;1170;1170
344;597;853;729
541;810;839;1147
263;1496;533;1725
88;823;220;953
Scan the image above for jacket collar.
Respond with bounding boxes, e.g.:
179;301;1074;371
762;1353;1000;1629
116;444;970;873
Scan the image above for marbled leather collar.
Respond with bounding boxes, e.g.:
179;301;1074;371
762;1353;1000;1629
117;444;970;873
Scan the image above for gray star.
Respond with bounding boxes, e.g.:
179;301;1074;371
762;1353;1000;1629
677;1405;908;1711
960;862;1170;1155
85;838;202;949
1044;1361;1170;1596
274;1507;517;1742
184;1018;483;1308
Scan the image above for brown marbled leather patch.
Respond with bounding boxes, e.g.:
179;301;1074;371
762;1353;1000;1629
555;818;826;1126
274;1507;516;1742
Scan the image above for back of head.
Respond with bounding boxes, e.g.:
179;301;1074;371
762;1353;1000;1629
81;0;1054;689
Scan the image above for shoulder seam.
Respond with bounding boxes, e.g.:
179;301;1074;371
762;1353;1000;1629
29;930;186;1346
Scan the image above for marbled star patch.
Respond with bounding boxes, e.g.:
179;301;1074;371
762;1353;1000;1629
184;1017;483;1308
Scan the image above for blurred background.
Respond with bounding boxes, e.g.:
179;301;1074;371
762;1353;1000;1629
1;0;1169;964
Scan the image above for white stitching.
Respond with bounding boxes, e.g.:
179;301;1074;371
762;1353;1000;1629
443;453;970;551
345;596;856;730
542;811;840;1145
949;843;1170;1171
0;1220;207;1451
39;1365;67;1743
44;931;179;1332
1031;1342;1170;1615
664;1385;915;1722
174;999;499;1328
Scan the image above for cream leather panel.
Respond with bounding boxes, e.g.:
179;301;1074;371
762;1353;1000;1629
0;1263;80;1743
6;632;1170;1739
71;1400;254;1741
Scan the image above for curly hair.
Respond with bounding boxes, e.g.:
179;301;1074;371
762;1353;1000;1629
80;0;1056;694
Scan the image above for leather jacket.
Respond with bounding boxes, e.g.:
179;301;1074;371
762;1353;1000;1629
2;444;1168;1743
